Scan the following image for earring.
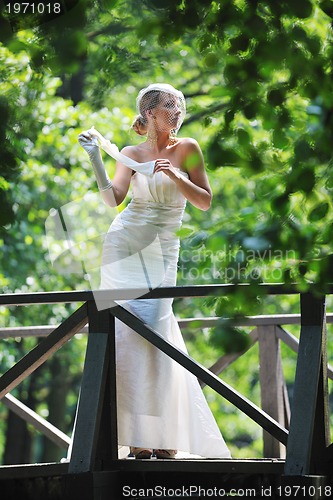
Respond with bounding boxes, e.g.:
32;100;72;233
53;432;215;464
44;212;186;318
168;129;177;145
147;126;157;148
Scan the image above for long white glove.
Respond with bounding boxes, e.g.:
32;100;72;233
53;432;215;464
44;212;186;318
78;130;113;192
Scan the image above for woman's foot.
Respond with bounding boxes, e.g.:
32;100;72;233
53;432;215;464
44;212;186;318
129;447;153;459
153;449;177;459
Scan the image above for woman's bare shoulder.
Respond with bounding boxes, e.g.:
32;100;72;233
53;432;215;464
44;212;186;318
177;137;201;151
120;143;144;161
120;144;140;154
176;137;204;172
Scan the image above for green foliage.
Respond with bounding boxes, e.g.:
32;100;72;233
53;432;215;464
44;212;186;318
1;0;333;461
209;325;251;354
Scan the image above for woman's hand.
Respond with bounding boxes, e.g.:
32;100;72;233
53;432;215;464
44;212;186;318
153;159;181;181
78;130;99;156
153;139;212;211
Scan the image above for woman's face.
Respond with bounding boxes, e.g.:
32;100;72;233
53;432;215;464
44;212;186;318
150;93;182;132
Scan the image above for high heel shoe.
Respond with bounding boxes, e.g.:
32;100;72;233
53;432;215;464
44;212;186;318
129;447;153;459
153;449;177;459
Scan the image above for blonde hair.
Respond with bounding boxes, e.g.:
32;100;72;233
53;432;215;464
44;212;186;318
131;90;162;136
131;85;186;137
131;114;148;136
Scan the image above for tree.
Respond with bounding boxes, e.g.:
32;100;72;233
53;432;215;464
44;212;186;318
1;0;333;461
2;0;333;284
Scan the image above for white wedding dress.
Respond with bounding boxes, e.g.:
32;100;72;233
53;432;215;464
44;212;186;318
100;168;231;458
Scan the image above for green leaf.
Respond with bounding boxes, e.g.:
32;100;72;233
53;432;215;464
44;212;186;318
320;0;333;18
294;140;313;161
308;202;330;222
236;128;251;147
177;226;194;238
267;88;286;107
203;52;219;68
272;128;289;149
209;326;251;354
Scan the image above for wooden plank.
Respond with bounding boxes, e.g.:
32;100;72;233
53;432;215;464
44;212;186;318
2;393;70;449
0;458;285;479
0;290;94;306
0;303;88;399
111;304;289;445
179;314;333;328
0;462;69;480
3;311;333;337
0;315;313;339
258;325;286;459
69;303;117;473
115;457;285;474
276;326;300;353
1;321;332;379
284;293;326;476
0;325;89;339
2;312;333;337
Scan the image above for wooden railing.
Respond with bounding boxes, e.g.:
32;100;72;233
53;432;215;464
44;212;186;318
0;284;331;478
1;313;332;460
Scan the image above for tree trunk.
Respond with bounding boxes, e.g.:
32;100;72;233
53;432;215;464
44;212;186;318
41;356;70;463
56;62;86;105
2;365;42;465
3;403;32;465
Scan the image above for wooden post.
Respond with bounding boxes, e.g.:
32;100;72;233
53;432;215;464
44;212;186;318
68;301;118;474
284;292;329;475
258;325;288;458
310;300;331;474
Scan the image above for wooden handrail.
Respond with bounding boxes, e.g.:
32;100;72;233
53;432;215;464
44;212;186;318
2;312;333;339
1;283;332;306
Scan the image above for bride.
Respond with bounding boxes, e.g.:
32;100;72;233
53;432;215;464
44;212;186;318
78;83;231;459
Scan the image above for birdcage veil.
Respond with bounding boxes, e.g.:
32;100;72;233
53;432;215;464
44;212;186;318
132;83;186;138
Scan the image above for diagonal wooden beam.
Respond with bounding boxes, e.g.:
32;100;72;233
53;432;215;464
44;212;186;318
0;303;88;399
111;304;289;445
3;393;70;449
277;325;333;379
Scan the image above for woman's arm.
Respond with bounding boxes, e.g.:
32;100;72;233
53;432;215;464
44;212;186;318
78;131;132;207
154;138;212;211
100;160;132;207
104;147;134;206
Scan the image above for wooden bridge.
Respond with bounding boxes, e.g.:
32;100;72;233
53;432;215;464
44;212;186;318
0;284;332;499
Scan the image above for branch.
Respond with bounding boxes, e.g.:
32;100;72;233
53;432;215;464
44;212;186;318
87;23;131;40
184;101;229;125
